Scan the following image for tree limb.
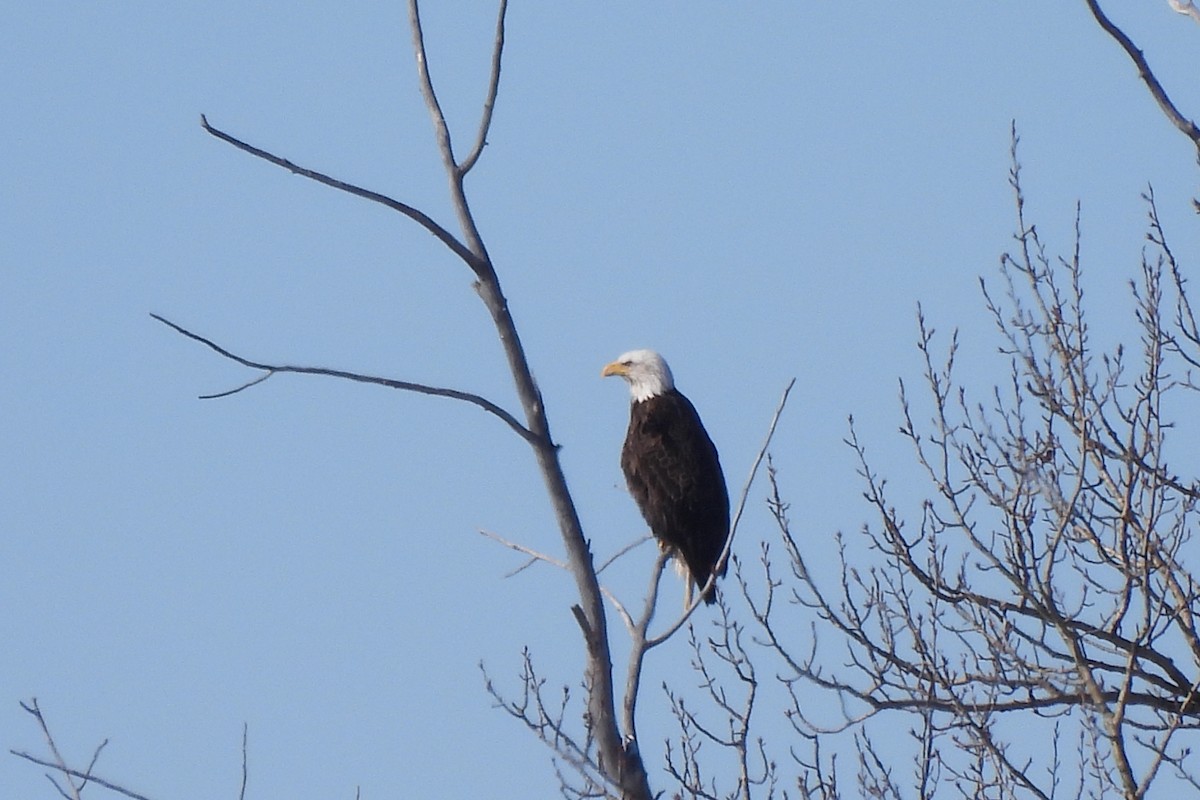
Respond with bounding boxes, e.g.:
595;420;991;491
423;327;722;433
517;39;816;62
12;699;151;800
1083;0;1200;154
460;0;507;175
150;313;539;445
198;115;483;273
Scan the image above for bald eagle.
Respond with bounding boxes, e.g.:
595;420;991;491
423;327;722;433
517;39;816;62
602;349;730;605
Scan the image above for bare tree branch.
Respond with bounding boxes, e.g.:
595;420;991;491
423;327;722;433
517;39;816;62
16;699;83;800
150;313;539;445
11;752;156;800
620;549;669;749
596;535;654;576
198;114;482;272
477;527;642;656
481;651;610;798
239;723;249;800
1083;0;1200;155
12;700;153;800
479;527;568;573
459;0;508;175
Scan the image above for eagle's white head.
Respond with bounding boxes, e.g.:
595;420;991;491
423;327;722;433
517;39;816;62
602;349;675;403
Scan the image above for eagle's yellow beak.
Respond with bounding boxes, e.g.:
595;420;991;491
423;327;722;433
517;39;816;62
601;360;628;378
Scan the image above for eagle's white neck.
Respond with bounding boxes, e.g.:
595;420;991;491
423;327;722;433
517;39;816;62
630;380;668;404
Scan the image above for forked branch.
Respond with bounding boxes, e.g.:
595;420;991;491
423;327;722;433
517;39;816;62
151;313;538;445
11;699;151;800
405;3;647;795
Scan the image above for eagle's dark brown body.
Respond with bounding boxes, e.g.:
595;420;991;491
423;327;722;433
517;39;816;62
621;388;730;604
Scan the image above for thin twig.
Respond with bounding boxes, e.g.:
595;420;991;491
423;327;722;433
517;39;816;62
478;527;637;629
78;739;110;797
407;0;495;274
459;0;508;175
17;699;81;800
596;534;653;575
150;313;539;445
622;550;669;744
10;751;155;800
201;371;274;400
479;528;567;571
408;0;457;174
239;723;249;800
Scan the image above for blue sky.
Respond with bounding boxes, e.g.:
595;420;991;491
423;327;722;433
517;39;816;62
4;2;1199;797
